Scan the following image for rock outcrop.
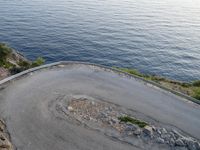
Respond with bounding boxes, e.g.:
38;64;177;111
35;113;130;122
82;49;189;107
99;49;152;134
0;120;13;150
0;43;44;80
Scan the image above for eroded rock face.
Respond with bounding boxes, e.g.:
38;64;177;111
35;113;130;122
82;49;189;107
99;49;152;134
0;68;9;80
59;95;200;150
0;120;13;150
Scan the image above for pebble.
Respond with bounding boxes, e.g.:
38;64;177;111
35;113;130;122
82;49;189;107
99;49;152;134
162;128;168;134
111;118;118;124
170;138;175;146
156;137;165;144
133;129;141;135
172;129;184;139
175;139;185;146
157;128;162;135
67;106;73;112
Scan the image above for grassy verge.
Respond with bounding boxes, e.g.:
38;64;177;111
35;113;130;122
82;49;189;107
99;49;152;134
114;67;200;101
118;116;148;128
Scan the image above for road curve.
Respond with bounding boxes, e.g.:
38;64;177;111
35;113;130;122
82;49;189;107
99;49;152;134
0;62;200;150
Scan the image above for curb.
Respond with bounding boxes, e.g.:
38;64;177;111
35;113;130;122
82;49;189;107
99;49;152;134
0;61;200;105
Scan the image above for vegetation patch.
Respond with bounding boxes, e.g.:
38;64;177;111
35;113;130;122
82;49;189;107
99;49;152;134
31;57;45;68
118;116;148;128
115;67;200;101
0;43;45;76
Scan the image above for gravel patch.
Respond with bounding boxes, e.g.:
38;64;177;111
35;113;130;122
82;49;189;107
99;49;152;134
62;96;200;150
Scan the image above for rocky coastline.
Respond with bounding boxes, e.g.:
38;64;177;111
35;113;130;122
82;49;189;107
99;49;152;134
0;44;200;150
0;43;44;81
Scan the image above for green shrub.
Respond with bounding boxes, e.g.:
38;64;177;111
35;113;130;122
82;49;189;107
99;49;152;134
18;60;31;69
0;43;12;60
193;88;200;100
31;57;45;67
192;80;200;87
118;116;148;128
116;68;144;77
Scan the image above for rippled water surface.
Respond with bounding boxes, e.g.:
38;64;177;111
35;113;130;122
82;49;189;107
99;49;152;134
0;0;200;81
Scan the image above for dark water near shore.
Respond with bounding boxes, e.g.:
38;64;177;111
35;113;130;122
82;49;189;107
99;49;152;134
0;0;200;81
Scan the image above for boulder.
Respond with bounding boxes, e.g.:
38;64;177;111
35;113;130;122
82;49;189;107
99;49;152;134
156;137;165;144
143;126;153;137
175;138;185;147
0;133;12;150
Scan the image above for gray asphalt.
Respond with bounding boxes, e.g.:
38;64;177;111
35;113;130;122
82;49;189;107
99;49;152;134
0;63;200;150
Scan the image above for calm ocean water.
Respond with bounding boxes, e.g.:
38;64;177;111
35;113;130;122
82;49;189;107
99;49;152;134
0;0;200;81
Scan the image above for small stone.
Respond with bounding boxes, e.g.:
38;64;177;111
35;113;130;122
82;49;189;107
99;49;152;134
67;106;73;112
100;112;108;118
156;137;165;144
161;133;171;141
161;128;168;134
126;131;133;136
110;118;118;124
169;132;176;140
133;129;141;135
156;128;162;135
91;101;95;105
108;120;113;125
172;129;184;139
124;123;139;132
170;138;175;146
175;138;185;146
152;126;156;131
143;126;153;137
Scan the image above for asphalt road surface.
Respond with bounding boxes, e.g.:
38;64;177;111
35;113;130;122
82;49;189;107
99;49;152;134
0;63;199;150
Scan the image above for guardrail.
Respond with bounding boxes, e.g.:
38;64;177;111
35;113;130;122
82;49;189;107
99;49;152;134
0;61;200;105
